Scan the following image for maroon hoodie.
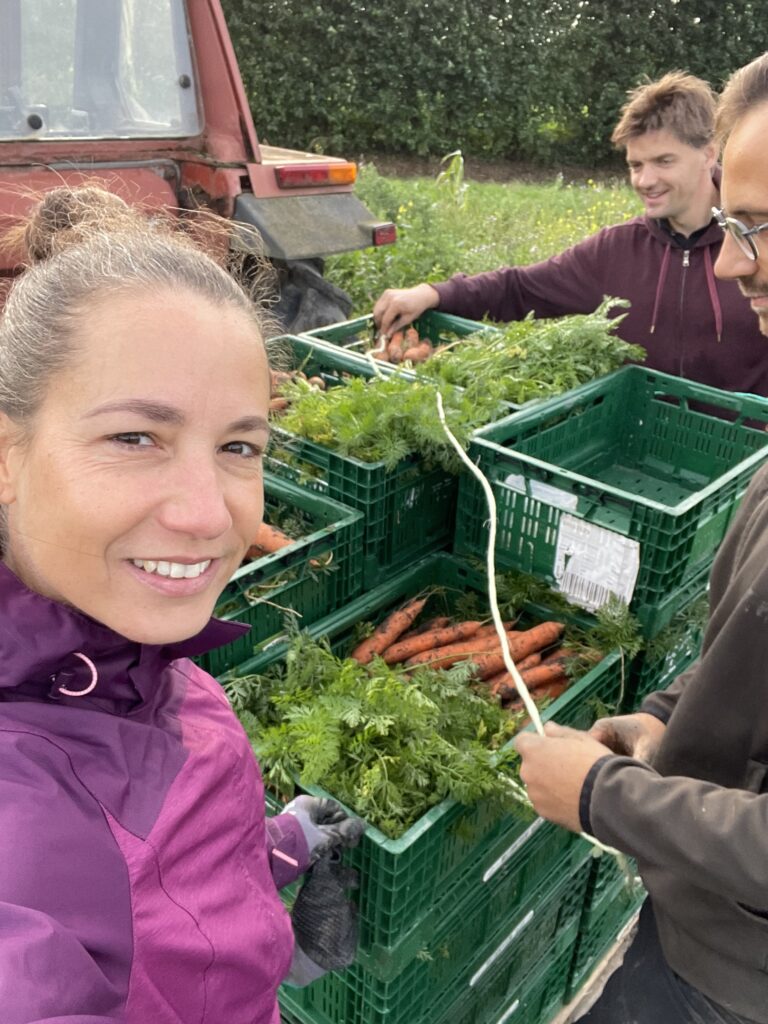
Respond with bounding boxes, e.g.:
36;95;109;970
434;184;768;395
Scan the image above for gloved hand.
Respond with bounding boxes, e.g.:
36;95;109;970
283;852;360;988
283;795;365;865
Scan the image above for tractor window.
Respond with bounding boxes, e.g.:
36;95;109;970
0;0;201;140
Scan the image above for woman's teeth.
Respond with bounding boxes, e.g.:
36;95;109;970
132;559;212;579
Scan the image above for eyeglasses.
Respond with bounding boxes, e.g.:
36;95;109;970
712;206;768;261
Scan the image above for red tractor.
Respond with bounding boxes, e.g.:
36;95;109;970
0;0;395;330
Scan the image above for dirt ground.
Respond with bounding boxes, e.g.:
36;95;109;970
358;152;627;185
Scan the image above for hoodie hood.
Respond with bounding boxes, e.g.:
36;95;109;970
0;561;248;713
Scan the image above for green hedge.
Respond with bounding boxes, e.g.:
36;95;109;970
223;0;765;167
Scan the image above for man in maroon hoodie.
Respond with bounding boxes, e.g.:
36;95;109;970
373;72;768;395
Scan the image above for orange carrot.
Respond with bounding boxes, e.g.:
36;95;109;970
371;334;390;360
382;620;483;664
403;341;433;363
246;522;293;560
350;595;429;665
307;375;327;389
270;396;289;413
387;330;405;363
403;630;521;670
270;370;293;395
399;615;452;641
505;676;569;713
404;326;420;346
519;662;574;689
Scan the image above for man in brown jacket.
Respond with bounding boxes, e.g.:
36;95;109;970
515;52;768;1024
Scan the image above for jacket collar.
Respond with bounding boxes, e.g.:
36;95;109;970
0;561;248;713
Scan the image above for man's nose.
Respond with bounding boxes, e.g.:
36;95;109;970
714;230;757;282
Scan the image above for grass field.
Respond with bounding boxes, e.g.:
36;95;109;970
326;155;641;316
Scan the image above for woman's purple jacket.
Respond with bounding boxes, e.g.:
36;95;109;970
0;562;311;1023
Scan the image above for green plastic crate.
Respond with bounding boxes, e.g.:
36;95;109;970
455;366;768;637
438;913;581;1024
234;552;624;962
196;472;363;677
280;846;592;1024
267;334;457;588
622;578;708;712
303;309;492;354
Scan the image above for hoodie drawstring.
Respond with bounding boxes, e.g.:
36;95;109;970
650;243;671;335
704;246;723;343
58;651;99;697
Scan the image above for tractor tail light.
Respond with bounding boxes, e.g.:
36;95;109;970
275;162;357;188
372;222;397;246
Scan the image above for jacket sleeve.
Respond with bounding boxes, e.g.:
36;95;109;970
265;813;311;888
0;729;130;1023
582;757;768;911
432;231;610;322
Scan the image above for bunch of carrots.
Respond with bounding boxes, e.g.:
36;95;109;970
269;367;326;415
372;325;437;365
349;594;593;711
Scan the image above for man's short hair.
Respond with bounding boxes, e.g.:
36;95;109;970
716;52;768;148
611;71;716;150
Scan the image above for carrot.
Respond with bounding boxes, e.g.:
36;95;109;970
403;341;433;363
387;330;405;363
350;595;429;665
519;662;573;689
404;326;420;346
371;334;390;360
382;620;483;665
307;375;327;389
246;522;294;560
269;396;289;413
403;630;521;670
505;676;569;713
270;370;293;394
398;615;452;642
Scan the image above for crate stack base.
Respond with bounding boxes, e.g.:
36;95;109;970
455;365;768;639
267;335;459;588
280;843;593;1024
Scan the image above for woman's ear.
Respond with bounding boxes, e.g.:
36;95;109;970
0;413;21;505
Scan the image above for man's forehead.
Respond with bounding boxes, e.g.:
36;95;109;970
721;104;768;211
625;128;698;160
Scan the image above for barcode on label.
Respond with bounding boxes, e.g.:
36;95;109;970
559;571;615;612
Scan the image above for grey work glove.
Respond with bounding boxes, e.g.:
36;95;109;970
284;795;365;865
283;852;360;988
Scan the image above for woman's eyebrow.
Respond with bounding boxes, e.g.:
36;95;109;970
83;399;185;424
83;401;269;435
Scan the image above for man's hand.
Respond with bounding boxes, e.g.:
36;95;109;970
513;722;614;832
372;283;440;339
589;712;667;763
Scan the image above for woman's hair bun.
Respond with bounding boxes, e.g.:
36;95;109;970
24;185;144;264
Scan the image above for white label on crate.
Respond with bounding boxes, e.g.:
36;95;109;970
503;473;579;513
554;513;640;611
469;910;535;988
483;817;545;883
496;1000;521;1024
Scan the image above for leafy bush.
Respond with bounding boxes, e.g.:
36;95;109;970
222;0;766;166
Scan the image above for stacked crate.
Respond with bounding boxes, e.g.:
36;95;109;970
451;365;768;996
222;552;625;1024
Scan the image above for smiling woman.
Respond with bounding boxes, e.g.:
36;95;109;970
0;186;363;1022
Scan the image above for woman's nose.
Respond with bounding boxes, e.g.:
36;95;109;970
156;456;233;539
